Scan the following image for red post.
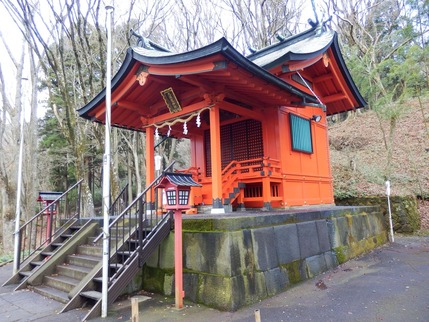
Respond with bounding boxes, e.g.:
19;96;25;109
174;209;184;309
46;212;52;244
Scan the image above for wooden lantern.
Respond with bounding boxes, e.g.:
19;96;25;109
155;172;201;211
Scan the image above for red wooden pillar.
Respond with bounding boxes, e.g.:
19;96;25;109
146;126;155;211
209;105;225;214
262;178;272;210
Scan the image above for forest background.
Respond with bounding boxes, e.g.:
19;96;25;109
0;0;428;257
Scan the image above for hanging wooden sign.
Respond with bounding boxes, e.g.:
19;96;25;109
161;87;182;113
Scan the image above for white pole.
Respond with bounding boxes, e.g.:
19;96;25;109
101;4;114;318
385;180;394;243
13;78;27;274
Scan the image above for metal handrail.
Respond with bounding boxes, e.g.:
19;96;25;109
92;160;176;286
17;179;83;270
93;161;176;244
108;183;129;217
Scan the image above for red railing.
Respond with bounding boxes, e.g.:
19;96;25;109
17;179;83;269
180;157;282;205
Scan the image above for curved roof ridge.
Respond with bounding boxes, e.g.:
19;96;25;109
331;33;366;108
246;25;319;61
78;37;318;117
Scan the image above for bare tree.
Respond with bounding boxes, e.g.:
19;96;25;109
221;0;306;52
0;31;35;253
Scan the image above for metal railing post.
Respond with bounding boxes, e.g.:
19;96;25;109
77;181;82;220
16;228;23;271
138;196;144;267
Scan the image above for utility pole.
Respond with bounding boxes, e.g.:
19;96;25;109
101;4;114;318
13;77;27;274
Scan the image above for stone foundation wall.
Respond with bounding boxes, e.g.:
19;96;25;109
142;206;387;311
336;196;420;233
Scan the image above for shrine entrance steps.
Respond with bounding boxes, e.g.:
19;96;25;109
3;215;173;321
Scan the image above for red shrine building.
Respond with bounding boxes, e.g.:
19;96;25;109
79;24;365;214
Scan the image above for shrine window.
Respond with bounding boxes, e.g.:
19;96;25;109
204;119;263;177
289;113;313;153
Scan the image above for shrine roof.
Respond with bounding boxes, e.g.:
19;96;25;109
164;172;202;187
248;27;335;69
78;37;317;123
78;25;365;131
247;25;366;111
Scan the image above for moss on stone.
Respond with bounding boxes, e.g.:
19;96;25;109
198;275;234;311
183;219;214;231
142;266;166;293
375;232;388;245
334;246;347;264
336;196;420;233
284;260;302;284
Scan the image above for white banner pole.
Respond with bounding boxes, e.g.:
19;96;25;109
386;180;394;243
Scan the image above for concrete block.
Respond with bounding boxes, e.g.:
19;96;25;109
274;224;300;264
324;251;339;270
145;246;159;268
183;273;199;302
297;211;321;221
305;254;328;278
183;231;233;276
328;217;349;248
369;212;385;235
351;214;365;241
251;227;279;271
367;213;377;235
229;230;255;276
297;221;320;259
319;209;336;219
231;272;266;310
159;234;174;269
163;273;173;296
197;273;267;311
198;275;234;311
316;220;331;252
264;267;289;296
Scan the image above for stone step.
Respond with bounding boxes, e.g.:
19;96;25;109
41;251;55;257
19;271;32;278
196;205;213;214
80;290;102;301
67;254;101;268
44;274;80;293
56;263;91;280
30;260;45;267
77;244;103;257
92;276;103;284
32;285;69;304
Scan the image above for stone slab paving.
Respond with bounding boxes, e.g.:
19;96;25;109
0;263;86;321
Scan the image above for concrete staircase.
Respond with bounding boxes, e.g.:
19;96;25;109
3;220;84;290
31;232;103;303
